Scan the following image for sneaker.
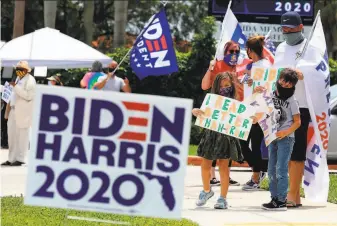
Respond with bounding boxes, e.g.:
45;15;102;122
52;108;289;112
214;196;228;209
259;172;267;185
229;178;240;186
210;178;221;186
242;179;260;191
196;190;214;206
262;198;287;211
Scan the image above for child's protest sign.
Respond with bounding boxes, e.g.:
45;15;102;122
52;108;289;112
245;67;284;99
245;90;278;146
195;94;256;141
1;82;13;103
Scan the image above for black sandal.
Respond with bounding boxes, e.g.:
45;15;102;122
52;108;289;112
1;161;11;166
286;200;299;208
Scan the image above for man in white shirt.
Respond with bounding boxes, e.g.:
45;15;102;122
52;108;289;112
273;11;307;208
93;62;131;92
1;61;36;166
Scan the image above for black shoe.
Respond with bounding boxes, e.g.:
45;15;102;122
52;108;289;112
229;178;240;186
262;198;287;211
10;161;24;166
210;178;221;186
1;161;11;166
1;145;8;149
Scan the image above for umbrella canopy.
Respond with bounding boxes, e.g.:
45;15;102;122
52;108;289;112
0;28;113;69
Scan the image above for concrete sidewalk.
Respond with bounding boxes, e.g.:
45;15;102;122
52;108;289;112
1;149;337;226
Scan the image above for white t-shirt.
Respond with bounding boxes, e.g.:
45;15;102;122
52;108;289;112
252;58;272;68
97;75;125;92
274;39;308;108
10;75;29;107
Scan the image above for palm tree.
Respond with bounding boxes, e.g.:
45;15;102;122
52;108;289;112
44;0;58;28
12;0;26;38
315;0;337;57
113;0;128;48
83;1;95;45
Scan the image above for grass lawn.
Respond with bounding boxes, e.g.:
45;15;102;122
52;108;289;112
1;197;198;226
189;145;198;156
260;174;337;204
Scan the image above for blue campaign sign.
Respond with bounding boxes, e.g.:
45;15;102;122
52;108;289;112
130;9;178;79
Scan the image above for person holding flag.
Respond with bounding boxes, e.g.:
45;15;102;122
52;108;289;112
202;40;246;187
273;11;308;208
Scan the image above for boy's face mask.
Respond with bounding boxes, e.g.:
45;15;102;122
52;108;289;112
276;82;295;100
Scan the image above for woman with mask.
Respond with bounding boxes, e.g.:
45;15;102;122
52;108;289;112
241;35;272;191
201;41;247;186
47;74;63;86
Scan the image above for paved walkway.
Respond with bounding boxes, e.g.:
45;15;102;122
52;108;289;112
1;149;337;226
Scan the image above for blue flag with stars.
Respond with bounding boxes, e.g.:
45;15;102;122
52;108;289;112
130;9;178;79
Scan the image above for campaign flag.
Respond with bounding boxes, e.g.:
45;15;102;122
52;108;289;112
25;85;193;218
297;14;330;203
215;8;252;79
130;9;178;80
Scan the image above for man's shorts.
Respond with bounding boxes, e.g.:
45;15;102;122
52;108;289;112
291;108;311;161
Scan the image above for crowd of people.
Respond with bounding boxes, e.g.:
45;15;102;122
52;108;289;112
0;10;311;212
192;11;308;211
0;58;128;167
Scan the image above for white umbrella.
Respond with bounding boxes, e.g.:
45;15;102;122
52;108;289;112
0;27;113;69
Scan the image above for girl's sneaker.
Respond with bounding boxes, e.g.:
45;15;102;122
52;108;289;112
210;178;221;186
214;196;228;209
196;190;214;206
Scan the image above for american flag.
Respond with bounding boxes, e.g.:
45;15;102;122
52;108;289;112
263;37;276;64
265;38;276;55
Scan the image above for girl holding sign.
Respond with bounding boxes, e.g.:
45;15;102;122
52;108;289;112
241;36;272;191
202;41;247;187
192;72;243;209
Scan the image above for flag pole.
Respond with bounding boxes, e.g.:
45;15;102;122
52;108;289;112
212;0;232;70
111;2;168;74
265;30;271;40
296;10;321;62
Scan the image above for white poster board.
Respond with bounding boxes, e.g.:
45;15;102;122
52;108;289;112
195;93;256;141
1;82;13;103
25;85;193;219
245;90;278;146
34;67;48;77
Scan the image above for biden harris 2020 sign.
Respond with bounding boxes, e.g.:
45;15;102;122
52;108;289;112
25;85;192;219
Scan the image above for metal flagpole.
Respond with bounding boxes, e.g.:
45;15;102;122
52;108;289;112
265;30;271;40
211;0;232;70
110;0;169;75
295;10;321;62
